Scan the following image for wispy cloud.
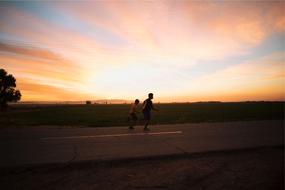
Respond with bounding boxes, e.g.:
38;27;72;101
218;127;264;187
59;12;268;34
0;41;87;99
0;42;69;62
172;52;285;101
59;1;285;57
0;1;284;101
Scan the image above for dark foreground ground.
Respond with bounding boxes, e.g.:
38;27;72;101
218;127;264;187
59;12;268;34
1;146;283;190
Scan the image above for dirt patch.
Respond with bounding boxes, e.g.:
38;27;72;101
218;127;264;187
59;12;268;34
0;146;283;190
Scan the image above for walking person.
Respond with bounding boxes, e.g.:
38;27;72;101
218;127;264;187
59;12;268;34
128;99;140;129
142;93;159;131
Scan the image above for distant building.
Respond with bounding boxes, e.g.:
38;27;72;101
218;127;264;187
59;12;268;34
86;101;91;105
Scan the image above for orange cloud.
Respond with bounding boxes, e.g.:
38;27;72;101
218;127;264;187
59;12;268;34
0;42;69;62
0;42;85;93
0;41;81;69
17;79;94;101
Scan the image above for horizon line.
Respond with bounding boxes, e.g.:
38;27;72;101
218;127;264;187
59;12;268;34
11;100;285;105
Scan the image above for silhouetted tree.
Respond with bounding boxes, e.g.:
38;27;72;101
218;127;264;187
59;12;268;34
0;69;21;109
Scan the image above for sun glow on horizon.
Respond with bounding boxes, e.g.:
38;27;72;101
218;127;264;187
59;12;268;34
0;1;284;102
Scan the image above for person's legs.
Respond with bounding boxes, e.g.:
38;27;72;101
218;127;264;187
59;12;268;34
144;119;148;128
128;114;133;129
129;113;137;129
143;111;151;131
129;121;134;129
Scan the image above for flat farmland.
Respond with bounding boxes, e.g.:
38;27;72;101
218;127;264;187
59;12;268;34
0;102;284;127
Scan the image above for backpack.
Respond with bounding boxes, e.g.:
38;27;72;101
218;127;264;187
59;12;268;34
142;99;151;112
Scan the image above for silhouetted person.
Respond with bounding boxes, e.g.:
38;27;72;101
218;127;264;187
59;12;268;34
128;99;140;129
142;93;159;131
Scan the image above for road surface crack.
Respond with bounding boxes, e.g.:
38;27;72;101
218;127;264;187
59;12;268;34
67;144;78;164
163;138;189;155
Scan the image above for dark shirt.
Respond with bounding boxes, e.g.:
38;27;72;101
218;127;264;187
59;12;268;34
142;98;153;112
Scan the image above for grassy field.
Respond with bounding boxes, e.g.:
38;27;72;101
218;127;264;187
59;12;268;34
0;102;284;127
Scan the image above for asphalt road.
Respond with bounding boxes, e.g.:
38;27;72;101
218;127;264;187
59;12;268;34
0;120;283;168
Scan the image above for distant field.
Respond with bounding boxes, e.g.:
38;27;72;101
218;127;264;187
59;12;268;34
0;102;284;127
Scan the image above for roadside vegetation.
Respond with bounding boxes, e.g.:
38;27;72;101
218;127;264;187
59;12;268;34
0;102;285;127
0;102;284;127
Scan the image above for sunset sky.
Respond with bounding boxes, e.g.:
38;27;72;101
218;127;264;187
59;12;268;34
0;1;284;102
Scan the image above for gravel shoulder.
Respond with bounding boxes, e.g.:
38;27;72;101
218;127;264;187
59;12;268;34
1;146;283;190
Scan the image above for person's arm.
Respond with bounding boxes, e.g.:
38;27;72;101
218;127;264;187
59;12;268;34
151;101;159;112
